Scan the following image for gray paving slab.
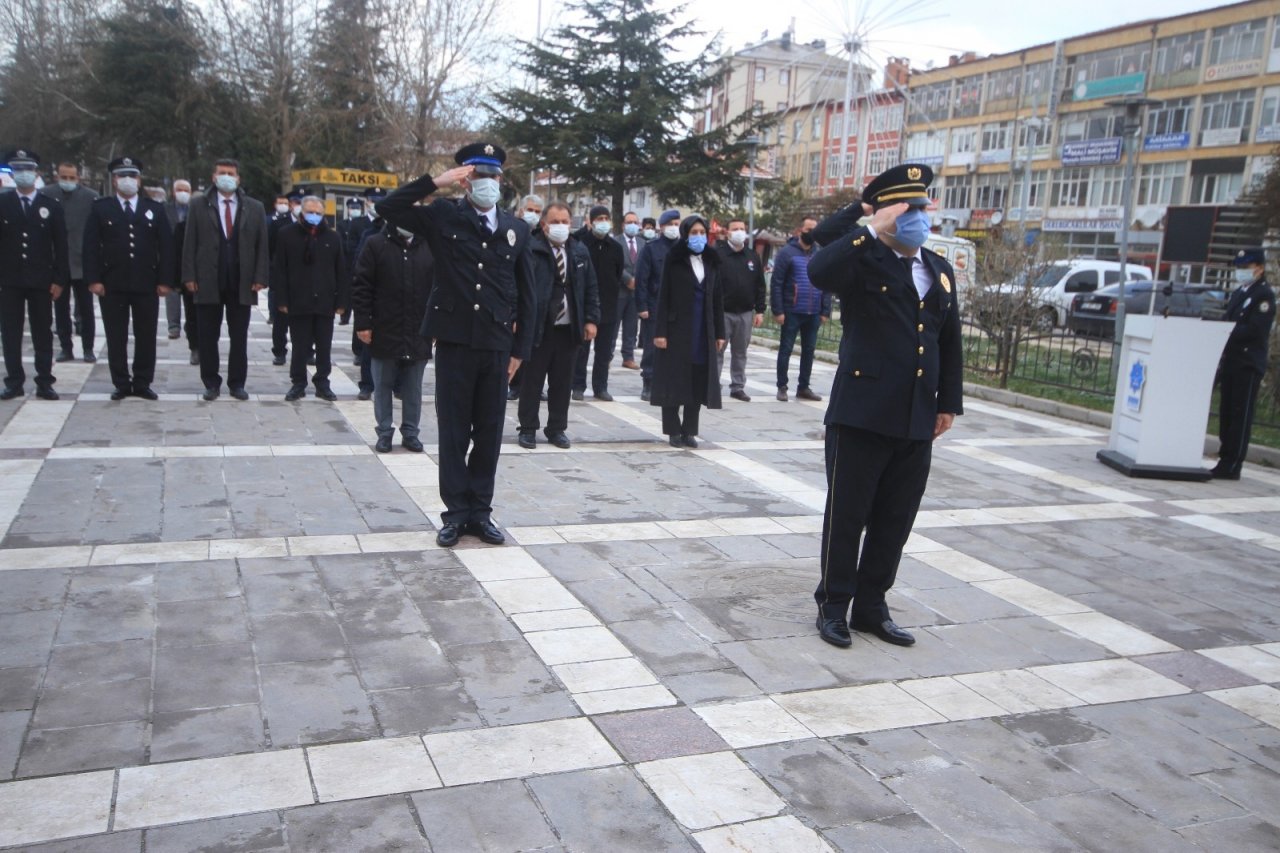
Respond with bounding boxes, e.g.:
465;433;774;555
412;780;559;852
144;812;287;853
0;709;26;779
153;642;259;713
0;667;41;713
252;611;348;664
150;705;268;763
1175;815;1280;852
348;634;454;690
283;795;428;852
16;831;143;853
371;683;482;736
257;658;378;746
156;598;250;647
1026;789;1202;852
43;638;155;689
17;719;147;777
742;739;909;828
528;766;697;851
824;813;963;853
593;707;728;763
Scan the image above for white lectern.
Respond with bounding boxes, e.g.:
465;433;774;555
1097;315;1233;481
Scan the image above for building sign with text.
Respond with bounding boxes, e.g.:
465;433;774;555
1060;137;1123;166
291;168;400;189
1043;218;1123;233
1072;72;1146;101
1143;132;1190;152
1204;59;1263;82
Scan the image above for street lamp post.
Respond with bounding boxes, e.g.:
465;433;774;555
743;135;761;244
1105;96;1161;384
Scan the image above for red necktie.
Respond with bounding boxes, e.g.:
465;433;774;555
224;199;233;236
628;239;636;263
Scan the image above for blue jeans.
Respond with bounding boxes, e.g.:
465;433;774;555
371;357;427;440
777;312;821;391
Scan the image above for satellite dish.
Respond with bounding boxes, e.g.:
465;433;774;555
990;211;1004;225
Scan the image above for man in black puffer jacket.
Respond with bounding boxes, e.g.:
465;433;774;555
272;195;347;401
352;224;436;453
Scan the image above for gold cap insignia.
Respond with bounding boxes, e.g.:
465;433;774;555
907;166;922;181
483;144;494;156
940;273;951;293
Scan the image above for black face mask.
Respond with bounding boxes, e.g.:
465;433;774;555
799;232;814;246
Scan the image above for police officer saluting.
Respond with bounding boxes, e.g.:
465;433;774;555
1213;248;1274;480
807;164;963;649
376;142;535;548
82;157;174;400
0;150;69;401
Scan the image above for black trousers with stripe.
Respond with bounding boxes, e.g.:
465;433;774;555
815;424;932;624
1217;369;1262;475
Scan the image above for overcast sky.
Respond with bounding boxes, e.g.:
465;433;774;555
503;0;1227;74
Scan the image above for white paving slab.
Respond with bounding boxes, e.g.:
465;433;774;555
0;544;93;571
286;534;361;556
694;816;835;853
953;669;1085;714
914;550;1012;582
0;771;114;848
423;717;620;786
357;531;440;553
693;699;815;748
483;577;583;615
636;751;785;830
308;736;442;802
553;657;658;693
1198;646;1280;683
524;626;635;666
1029;659;1189;705
208;537;290;560
90;539;209;565
455;546;550;581
899;676;1010;721
114;749;314;829
572;684;679;714
973;578;1090;616
511;608;601;632
1045;612;1179;656
775;683;948;737
1207;685;1280;729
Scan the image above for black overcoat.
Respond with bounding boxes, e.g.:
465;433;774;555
649;242;725;409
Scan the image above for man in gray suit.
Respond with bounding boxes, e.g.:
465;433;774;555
41;162;99;363
615;210;642;369
181;158;269;401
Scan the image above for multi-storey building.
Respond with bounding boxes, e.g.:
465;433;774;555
900;0;1280;272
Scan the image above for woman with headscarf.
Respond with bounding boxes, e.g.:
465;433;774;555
649;214;726;447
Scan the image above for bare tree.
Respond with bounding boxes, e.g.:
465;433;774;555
373;0;502;176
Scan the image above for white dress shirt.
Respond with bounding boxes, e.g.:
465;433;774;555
866;223;932;299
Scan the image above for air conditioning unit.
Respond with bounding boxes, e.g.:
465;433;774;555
965;163;977;174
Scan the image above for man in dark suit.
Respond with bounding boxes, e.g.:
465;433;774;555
807;163;963;649
615;211;643;370
571;204;619;402
635;209;681;400
376;142;535;548
0;149;69;400
267;188;299;366
82;157;174;400
181;158;270;401
1213;248;1275;480
42;161;98;363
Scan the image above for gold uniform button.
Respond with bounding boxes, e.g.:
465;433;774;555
918;346;924;354
919;301;925;309
916;368;924;377
917;323;924;332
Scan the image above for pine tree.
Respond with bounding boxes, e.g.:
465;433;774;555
490;0;769;222
306;0;386;170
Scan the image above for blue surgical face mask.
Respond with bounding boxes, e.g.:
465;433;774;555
58;180;78;193
214;174;238;193
467;177;501;209
12;170;37;189
623;222;640;237
642;227;656;240
687;234;707;254
1234;267;1256;285
592;220;612;236
522;210;540;228
303;212;323;226
893;208;931;249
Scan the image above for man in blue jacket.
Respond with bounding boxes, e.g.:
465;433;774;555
635;208;680;401
770;216;831;402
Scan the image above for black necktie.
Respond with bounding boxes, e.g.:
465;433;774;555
21;196;31;217
125;200;135;219
899;255;914;279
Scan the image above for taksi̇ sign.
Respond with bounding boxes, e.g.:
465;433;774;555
291;168;400;189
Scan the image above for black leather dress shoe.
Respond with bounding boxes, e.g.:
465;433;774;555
357;389;372;401
110;388;131;401
682;435;698;448
284;385;306;402
315;387;337;402
852;617;916;647
272;355;287;366
35;387;59;401
0;387;22;401
83;353;97;364
436;522;460;548
401;436;424;453
467;520;505;545
547;431;571;449
189;351;200;366
518;431;536;449
202;387;220;401
375;435;393;453
593;390;613;402
1210;465;1241;480
571;390;585;402
229;387;249;401
816;614;852;648
134;387;158;401
56;350;74;363
668;435;682;447
507;386;520;401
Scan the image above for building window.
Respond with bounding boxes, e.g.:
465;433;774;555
1208;19;1267;66
953;76;982;118
1257;86;1280;142
812;114;822;140
1137;162;1186;205
1059;108;1124;143
973;173;1008;210
942;175;973;209
1089;165;1126;208
1011;169;1049;211
868;148;886;176
905;132;945;163
1200;89;1255;146
1051;167;1091;208
808;152;822;186
1021;62;1053;109
911;82;952;123
755;67;766;83
1145;97;1195;137
777;101;788;113
752;100;763;115
984;67;1021;113
793;119;802;142
779;69;790;86
1065;42;1152;100
1190;171;1244;204
843;154;853;177
831;114;844;139
632;188;646;207
1151;31;1205;89
950;126;978;154
980;121;1012;152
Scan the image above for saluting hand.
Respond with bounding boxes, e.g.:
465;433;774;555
434;165;474;190
868;202;909;235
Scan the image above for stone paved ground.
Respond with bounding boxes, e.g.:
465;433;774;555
0;307;1279;852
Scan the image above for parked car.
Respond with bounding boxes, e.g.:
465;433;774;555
1068;281;1226;338
988;259;1154;331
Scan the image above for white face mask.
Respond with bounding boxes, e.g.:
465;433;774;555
728;229;747;248
642;228;656;240
467;177;501;210
522;210;541;228
116;176;139;197
592;220;612;236
12;170;37;189
58;180;78;193
662;225;680;241
214;174;238;193
1234;268;1256;285
174;191;191;206
275;203;290;215
546;223;570;245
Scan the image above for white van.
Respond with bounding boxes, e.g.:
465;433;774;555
1000;258;1153;331
924;233;977;298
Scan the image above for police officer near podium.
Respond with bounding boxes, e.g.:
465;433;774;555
0;150;69;401
376;142;535;548
1213;248;1274;480
807;163;963;649
82;157;174;400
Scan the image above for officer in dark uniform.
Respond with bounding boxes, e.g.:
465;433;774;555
337;197;368;329
267;188;300;366
0;149;69;400
82;157;175;400
376;142;535;548
1213;248;1274;480
807;163;963;648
